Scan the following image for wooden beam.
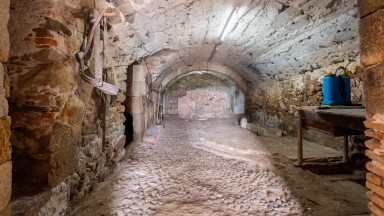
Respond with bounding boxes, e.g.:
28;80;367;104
297;110;304;166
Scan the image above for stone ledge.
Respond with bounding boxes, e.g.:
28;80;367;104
367;172;383;186
367;191;384;213
365;129;384;140
246;123;282;137
368;201;384;216
366;138;381;150
365;120;384;131
367;180;384;198
366;160;384;177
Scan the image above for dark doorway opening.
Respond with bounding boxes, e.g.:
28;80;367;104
124;112;134;146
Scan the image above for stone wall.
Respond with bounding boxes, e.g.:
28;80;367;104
246;60;364;135
7;0;127;213
125;62;158;142
358;0;384;215
163;72;243;117
178;88;228;119
0;0;11;215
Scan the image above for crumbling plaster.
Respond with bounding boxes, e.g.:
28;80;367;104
107;0;361;130
3;0;365;213
109;0;359;82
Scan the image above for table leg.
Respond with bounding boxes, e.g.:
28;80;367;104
297;110;304;166
343;135;349;162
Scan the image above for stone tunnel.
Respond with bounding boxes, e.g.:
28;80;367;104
0;0;384;215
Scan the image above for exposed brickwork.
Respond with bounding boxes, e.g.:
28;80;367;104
7;0;128;213
364;129;384;214
359;0;384;213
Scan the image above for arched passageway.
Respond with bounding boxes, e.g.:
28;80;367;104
0;0;383;215
162;70;245;119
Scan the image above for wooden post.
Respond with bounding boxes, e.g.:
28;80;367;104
297;109;304;166
93;10;102;86
343;135;349;162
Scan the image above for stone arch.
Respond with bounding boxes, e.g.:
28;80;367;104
157;62;249;94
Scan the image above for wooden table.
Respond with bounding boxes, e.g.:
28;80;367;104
297;106;366;166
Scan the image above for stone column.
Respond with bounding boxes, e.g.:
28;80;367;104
0;0;11;215
128;63;147;141
358;1;384;215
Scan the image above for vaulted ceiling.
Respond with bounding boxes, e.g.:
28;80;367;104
107;0;359;86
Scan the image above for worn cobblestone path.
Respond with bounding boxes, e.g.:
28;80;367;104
69;117;367;216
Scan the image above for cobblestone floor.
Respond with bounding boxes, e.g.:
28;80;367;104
69;117;368;216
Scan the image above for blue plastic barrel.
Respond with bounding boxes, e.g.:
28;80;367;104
323;75;351;105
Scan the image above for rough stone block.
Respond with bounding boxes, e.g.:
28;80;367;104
0;0;10;62
365;120;384;132
365;138;381;150
367;160;384;178
363;63;384;115
358;0;384;17
132;65;146;82
130;82;144;97
113;135;126;150
368;201;384;216
14;64;75;97
31;48;70;63
48;146;77;187
359;10;384;66
367;191;384;213
27;181;70;215
130;96;144;114
132;113;145;134
0;161;12;211
365;129;384;140
0;204;10;216
50;122;82;152
367;172;383;186
61;95;86;127
0;116;11;165
0;64;9;117
116;92;126;103
367;180;384;198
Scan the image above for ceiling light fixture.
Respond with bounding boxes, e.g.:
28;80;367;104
219;6;239;43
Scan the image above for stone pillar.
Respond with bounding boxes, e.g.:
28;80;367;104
0;0;11;215
127;63;147;141
358;1;384;215
7;0;79;192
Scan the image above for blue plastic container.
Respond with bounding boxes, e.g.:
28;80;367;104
323;75;351;105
